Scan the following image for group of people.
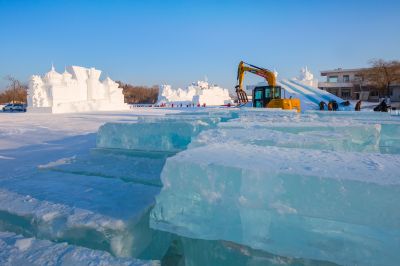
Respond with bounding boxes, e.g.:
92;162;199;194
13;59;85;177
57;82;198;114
318;99;394;112
155;103;207;108
319;100;339;111
319;100;362;111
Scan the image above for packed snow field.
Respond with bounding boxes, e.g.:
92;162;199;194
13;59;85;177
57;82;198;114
0;108;399;265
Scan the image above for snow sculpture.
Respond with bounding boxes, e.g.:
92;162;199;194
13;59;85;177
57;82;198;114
28;65;129;113
297;66;318;87
157;80;232;106
157;84;196;104
273;69;278;78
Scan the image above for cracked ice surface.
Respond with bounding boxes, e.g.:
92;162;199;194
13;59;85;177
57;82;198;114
151;110;400;266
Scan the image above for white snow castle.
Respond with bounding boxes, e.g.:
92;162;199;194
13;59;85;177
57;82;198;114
297;66;318;87
28;65;129;113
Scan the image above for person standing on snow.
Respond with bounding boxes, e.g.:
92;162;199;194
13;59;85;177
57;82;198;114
319;101;326;110
355;100;362;111
328;101;333;111
332;100;338;111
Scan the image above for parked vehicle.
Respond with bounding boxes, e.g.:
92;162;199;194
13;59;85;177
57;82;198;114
2;103;27;112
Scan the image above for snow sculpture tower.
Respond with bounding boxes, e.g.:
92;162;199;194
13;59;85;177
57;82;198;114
28;65;129;113
298;67;318;87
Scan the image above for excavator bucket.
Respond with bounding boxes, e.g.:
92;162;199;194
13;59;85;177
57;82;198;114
236;86;249;105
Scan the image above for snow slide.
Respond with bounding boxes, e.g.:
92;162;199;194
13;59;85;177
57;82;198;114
278;79;352;111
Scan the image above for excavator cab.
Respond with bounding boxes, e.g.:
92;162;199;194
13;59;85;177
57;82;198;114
253;86;282;108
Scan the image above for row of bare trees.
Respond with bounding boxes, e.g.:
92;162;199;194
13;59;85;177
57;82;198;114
116;81;159;104
0;76;28;104
360;59;400;97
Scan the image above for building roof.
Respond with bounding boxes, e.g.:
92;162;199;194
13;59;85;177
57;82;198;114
320;68;367;76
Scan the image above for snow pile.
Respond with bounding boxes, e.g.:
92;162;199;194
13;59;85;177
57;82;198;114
157;80;232;106
28;65;129;113
150;110;400;266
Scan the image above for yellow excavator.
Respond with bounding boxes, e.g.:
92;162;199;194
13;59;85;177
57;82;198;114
235;61;301;112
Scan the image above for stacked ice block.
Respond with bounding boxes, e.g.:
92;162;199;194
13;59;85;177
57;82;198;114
151;110;400;266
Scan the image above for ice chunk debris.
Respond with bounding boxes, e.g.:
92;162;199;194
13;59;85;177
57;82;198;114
0;232;159;265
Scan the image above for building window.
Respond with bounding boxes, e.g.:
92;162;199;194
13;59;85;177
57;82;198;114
341;89;351;98
343;75;350;82
327;76;338;83
327;89;338;96
354;74;363;82
370;91;379;97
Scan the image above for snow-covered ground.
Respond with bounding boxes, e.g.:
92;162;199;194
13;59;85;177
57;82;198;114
1;108;399;265
0;109;180;265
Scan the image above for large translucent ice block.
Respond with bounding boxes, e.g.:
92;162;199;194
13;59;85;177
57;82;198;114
97;120;217;152
150;143;400;266
220;115;400;154
191;123;382;153
379;123;400;154
233;110;400;127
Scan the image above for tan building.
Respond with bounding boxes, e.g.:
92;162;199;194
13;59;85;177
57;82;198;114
318;68;400;102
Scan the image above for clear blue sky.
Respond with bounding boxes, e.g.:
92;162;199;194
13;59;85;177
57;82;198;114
0;0;399;90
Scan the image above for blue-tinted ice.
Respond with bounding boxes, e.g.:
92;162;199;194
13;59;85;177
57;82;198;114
97;117;220;152
150;110;400;266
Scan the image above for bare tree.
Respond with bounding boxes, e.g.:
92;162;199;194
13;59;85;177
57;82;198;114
0;76;28;104
361;59;400;97
116;81;159;104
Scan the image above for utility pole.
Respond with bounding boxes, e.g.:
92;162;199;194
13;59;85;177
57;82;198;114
12;79;16;103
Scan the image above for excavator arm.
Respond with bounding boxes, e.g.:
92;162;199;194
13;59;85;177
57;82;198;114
235;61;277;104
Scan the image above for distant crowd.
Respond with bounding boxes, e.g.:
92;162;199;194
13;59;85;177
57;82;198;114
319;99;393;112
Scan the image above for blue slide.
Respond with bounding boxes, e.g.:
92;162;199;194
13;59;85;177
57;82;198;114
278;79;353;111
290;79;345;103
